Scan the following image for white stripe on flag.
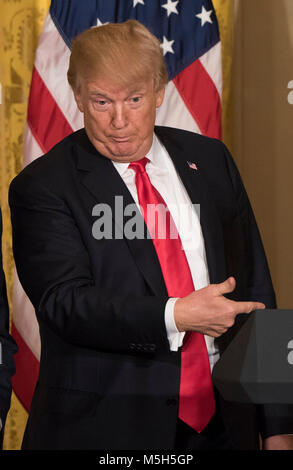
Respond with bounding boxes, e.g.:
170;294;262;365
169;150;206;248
35;14;83;132
23;125;43;166
199;41;222;99
156;80;202;134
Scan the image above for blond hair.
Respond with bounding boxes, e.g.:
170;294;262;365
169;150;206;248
67;20;169;92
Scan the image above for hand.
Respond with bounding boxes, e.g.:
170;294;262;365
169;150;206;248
174;277;265;337
263;434;293;450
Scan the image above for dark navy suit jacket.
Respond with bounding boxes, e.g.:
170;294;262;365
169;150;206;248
9;127;293;449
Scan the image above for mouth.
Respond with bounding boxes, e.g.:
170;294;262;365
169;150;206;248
111;136;132;143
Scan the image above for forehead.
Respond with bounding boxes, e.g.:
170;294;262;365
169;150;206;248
79;76;155;98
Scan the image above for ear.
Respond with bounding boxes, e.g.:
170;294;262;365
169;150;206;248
73;89;84;113
155;87;165;108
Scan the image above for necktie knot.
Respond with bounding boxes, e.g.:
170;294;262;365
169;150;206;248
129;157;149;174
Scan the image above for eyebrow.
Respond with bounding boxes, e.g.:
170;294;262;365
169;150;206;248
127;88;147;95
88;88;147;99
89;91;111;99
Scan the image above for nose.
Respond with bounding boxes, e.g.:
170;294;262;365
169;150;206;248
111;104;128;129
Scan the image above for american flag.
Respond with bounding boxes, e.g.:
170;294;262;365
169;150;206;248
187;161;198;171
12;0;222;411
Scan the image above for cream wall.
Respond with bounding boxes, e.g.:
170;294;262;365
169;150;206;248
232;0;293;308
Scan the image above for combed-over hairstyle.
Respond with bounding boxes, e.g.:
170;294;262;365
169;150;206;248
68;20;169;92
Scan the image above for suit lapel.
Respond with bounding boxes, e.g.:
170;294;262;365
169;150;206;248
73;130;168;298
155;127;227;284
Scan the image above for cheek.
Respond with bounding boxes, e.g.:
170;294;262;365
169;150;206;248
135;104;156;128
139;108;156;131
85;110;109;134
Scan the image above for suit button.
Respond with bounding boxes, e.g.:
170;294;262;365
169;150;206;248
143;344;156;352
166;398;177;406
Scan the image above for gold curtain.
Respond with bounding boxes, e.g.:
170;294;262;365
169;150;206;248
0;0;234;450
213;0;234;151
0;0;50;450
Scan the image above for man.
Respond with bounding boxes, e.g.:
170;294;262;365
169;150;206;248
9;20;293;450
0;210;17;448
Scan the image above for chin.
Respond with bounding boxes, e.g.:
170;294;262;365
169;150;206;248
109;145;139;160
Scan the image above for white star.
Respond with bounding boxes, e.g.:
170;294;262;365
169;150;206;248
160;36;175;56
96;18;109;27
133;0;145;7
195;6;213;27
162;0;179;17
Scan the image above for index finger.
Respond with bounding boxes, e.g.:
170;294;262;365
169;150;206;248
233;301;266;315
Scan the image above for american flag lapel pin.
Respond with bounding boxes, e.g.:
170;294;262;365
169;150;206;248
187;161;198;171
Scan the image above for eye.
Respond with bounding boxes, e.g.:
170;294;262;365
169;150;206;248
129;95;143;105
92;98;110;110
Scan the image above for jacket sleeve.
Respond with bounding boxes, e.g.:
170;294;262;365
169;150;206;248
9;172;170;356
222;142;276;308
222;142;293;439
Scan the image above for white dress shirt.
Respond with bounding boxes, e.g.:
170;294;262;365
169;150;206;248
112;134;220;371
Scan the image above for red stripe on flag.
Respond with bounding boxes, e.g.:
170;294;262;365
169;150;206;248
27;67;73;153
173;59;222;139
11;322;39;411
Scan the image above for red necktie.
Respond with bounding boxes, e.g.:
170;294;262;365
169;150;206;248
129;157;215;433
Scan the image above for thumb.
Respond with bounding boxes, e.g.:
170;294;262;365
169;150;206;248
217;277;236;295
